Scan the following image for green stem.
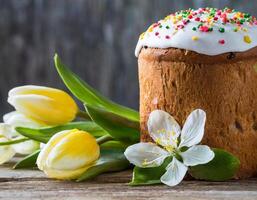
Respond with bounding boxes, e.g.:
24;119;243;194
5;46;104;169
0;138;29;146
77;110;91;120
96;135;113;145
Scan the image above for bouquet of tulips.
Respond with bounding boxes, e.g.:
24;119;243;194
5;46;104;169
0;54;240;186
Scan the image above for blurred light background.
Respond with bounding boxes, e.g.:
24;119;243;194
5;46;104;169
0;0;256;116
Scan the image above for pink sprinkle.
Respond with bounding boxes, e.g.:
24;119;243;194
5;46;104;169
165;35;171;39
195;17;200;21
214;16;218;21
177;24;184;29
219;39;225;44
217;10;222;15
199;26;209;32
182;20;188;25
153;23;160;28
155;32;159;36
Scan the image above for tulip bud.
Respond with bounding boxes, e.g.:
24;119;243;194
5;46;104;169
8;85;78;125
37;129;100;180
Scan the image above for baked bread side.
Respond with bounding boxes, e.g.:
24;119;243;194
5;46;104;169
139;47;257;178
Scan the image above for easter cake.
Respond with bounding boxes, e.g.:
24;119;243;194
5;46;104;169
136;8;257;178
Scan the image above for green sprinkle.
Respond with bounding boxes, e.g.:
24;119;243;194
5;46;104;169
240;19;245;24
159;25;162;28
244;13;251;18
219;27;225;33
208;27;213;32
192;27;197;31
166;25;170;29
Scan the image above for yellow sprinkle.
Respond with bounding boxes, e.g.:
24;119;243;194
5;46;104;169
242;28;248;32
244;35;252;44
192;36;199;41
148;27;154;32
164;16;171;21
139;32;145;40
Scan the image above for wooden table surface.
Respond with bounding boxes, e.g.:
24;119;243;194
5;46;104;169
1;160;257;200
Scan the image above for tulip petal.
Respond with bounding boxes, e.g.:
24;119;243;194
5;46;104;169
124;143;169;168
180;145;215;166
44;165;92;180
8;94;76;125
160;157;188;187
9;85;66;97
0;123;17;139
179;109;206;148
37;130;71;170
13;139;40;155
3;111;43;128
0;137;16;164
45;130;99;171
148;110;181;148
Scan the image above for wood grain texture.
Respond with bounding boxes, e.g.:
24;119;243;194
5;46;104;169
0;0;257;116
0;160;257;200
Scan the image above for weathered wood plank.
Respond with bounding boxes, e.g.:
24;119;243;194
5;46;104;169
1;161;257;200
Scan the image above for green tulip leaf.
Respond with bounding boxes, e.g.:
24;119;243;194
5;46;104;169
189;148;240;181
13;150;40;169
54;54;139;122
130;157;172;186
77;148;130;182
0;138;29;146
85;104;140;143
16;121;107;143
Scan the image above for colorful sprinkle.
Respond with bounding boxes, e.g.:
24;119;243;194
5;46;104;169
244;35;252;43
218;39;225;44
140;7;257;48
219;27;225;33
192;36;199;41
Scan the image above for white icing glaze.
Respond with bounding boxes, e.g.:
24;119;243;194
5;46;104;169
135;8;257;57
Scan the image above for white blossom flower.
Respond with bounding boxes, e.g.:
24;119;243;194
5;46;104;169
124;109;214;187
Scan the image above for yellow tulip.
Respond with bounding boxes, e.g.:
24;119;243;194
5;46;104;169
8;85;78;125
37;129;100;180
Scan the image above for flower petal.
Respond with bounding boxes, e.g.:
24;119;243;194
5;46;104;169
124;143;169;168
0;137;16;165
0;123;17;139
148;110;181;147
13;139;40;155
179;109;206;148
180;145;215;166
160;157;188;187
3;111;43;128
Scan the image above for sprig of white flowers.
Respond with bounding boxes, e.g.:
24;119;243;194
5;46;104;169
124;109;214;187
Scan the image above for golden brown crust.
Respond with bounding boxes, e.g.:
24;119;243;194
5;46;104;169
139;46;257;64
138;47;257;178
